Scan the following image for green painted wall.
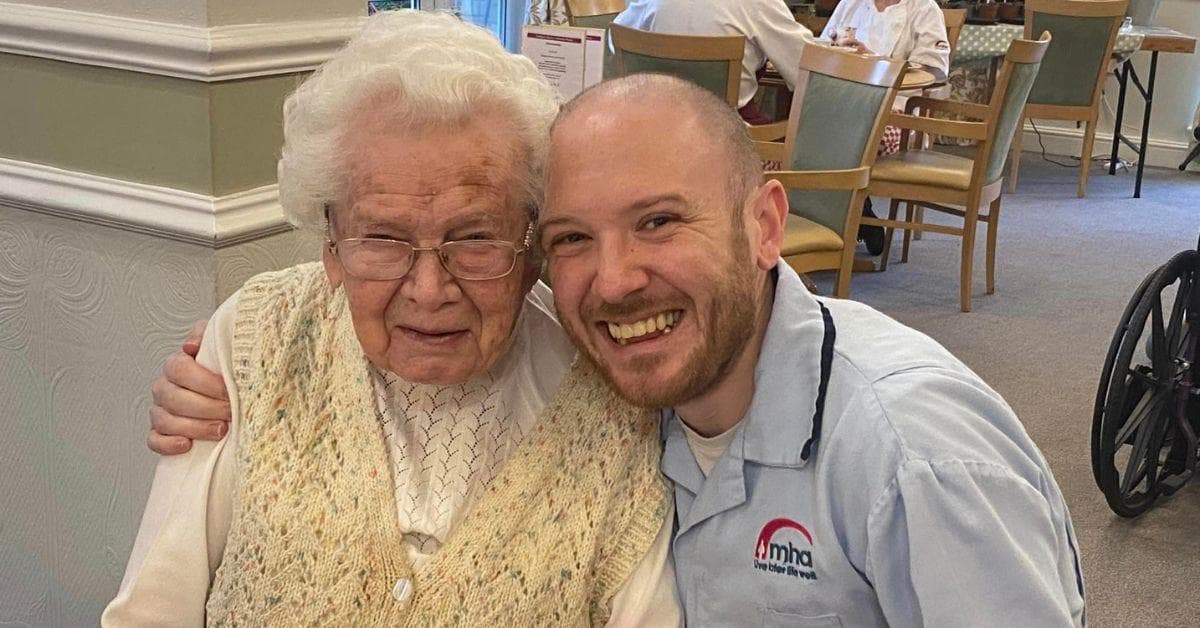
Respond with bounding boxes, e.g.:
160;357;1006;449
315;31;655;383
0;53;305;196
209;73;305;196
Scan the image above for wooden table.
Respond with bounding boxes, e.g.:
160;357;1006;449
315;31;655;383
1107;27;1197;197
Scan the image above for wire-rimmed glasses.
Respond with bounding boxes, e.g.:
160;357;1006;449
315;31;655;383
328;224;533;281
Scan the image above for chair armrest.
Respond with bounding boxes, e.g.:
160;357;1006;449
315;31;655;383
754;140;788;163
887;112;988;141
765;167;871;191
746;121;788;142
903;97;988;121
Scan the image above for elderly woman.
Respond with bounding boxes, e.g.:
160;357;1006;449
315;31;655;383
103;11;676;626
821;0;950;76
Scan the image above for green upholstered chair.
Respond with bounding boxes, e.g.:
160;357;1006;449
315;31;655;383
752;46;905;298
864;33;1052;312
608;25;789;142
1009;0;1128;197
609;24;744;106
565;0;626;79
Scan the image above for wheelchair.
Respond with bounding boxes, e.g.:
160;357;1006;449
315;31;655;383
1092;235;1200;517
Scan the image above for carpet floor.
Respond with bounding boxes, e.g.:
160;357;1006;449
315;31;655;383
807;154;1200;627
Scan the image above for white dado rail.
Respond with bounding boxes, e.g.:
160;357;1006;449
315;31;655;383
0;2;364;81
0;158;288;247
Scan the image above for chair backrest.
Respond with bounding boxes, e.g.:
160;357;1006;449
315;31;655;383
609;24;744;107
783;46;905;234
1024;0;1128;109
982;33;1053;183
564;0;626;29
942;8;967;57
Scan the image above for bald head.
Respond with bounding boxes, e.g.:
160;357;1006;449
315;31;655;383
552;74;763;208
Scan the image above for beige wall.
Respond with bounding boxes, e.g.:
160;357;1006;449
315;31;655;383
0;0;351;624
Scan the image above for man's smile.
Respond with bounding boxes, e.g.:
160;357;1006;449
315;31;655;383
598;310;684;345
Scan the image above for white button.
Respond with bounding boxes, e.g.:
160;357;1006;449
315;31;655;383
392;578;413;603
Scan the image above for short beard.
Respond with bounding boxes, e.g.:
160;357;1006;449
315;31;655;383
565;225;762;409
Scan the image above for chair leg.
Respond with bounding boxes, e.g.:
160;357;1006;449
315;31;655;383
1078;118;1097;198
986;197;1001;295
1009;114;1025;193
913;206;924;240
901;202;914;263
960;202;979;312
833;242;856;299
880;198;901;271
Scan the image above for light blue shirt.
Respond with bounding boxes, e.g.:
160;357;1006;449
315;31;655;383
662;264;1084;626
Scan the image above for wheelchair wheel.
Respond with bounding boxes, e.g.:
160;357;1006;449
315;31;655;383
1093;249;1200;517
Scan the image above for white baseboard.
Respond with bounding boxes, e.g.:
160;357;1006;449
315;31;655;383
1019;121;1194;170
0;2;363;81
0;158;290;247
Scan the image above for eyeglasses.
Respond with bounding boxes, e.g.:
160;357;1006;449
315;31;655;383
327;224;533;281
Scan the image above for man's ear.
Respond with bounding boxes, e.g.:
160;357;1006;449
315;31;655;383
749;179;788;271
322;242;344;289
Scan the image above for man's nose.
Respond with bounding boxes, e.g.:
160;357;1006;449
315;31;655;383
592;238;650;303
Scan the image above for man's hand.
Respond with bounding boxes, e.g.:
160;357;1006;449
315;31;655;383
147;320;231;455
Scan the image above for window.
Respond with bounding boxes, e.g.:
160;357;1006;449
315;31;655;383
370;1;526;52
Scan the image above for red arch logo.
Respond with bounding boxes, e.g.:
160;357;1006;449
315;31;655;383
754;518;813;559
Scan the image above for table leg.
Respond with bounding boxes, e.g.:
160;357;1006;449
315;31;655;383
1109;61;1129;176
1134;51;1159;198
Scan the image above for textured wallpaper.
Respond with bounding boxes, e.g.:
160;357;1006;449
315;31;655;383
0;207;313;625
216;229;320;303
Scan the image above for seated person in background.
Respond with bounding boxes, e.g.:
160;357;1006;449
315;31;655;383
822;0;950;77
822;0;951;253
613;0;817;124
102;10;676;626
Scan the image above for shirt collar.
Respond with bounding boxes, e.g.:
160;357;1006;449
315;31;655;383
737;263;828;468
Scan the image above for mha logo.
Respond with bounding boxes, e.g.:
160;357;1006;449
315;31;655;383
752;518;817;581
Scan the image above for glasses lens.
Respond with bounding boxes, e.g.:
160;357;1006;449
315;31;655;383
442;241;515;280
339;239;413;280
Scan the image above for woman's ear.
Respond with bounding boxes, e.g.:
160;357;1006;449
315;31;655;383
322;242;343;289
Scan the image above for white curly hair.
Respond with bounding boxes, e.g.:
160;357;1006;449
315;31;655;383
277;9;562;234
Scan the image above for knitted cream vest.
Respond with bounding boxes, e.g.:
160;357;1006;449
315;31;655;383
205;264;668;626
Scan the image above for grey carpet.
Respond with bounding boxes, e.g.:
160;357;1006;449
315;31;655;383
807;154;1200;627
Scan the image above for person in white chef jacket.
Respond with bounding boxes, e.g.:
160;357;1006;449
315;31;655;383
821;0;951;77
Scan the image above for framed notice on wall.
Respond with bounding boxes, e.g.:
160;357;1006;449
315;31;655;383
520;25;606;101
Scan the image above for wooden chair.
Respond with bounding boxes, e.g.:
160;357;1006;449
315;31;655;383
1008;0;1128;197
863;33;1052;312
564;0;625;29
943;8;967;56
753;46;905;298
566;0;627;79
609;24;787;141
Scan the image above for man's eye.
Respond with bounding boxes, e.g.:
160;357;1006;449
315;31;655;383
552;233;587;246
641;215;676;230
546;232;590;255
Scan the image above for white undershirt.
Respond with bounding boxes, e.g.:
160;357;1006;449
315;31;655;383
678;418;739;477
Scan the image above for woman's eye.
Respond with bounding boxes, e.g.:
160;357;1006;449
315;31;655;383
457;232;494;242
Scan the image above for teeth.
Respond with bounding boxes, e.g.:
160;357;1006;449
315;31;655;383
605;310;681;342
